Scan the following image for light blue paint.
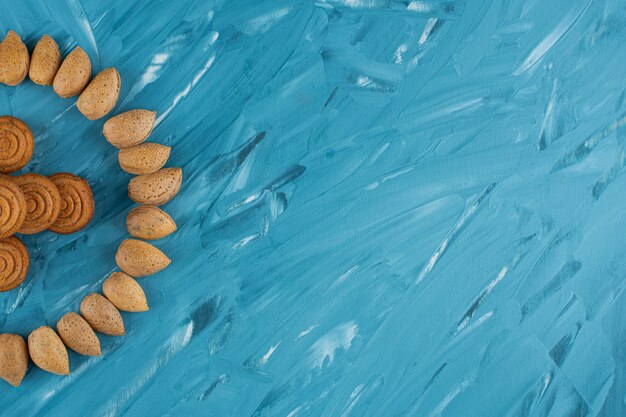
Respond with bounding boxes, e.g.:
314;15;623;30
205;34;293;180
1;0;625;415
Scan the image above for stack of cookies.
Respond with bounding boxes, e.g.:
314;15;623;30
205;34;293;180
0;116;94;292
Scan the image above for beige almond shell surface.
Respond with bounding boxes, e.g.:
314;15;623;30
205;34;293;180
80;293;125;336
118;143;171;175
53;46;91;98
128;167;182;206
29;35;61;85
115;239;171;277
126;205;176;240
56;312;101;356
103;109;156;149
76;67;121;120
0;334;29;387
28;326;70;376
103;272;149;312
0;30;29;86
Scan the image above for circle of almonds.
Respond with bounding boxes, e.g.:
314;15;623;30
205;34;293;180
0;30;183;387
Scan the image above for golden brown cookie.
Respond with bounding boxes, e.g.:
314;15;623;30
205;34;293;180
0;176;27;238
0;236;29;292
10;173;62;234
0;116;34;174
48;173;94;234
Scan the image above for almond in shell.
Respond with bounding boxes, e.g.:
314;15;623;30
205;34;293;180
0;30;29;86
53;46;91;98
76;67;120;120
103;272;149;312
0;334;28;387
29;34;61;85
126;205;176;240
118;143;171;175
128;167;182;206
56;312;101;356
80;293;125;336
28;326;69;376
103;109;156;148
115;239;171;277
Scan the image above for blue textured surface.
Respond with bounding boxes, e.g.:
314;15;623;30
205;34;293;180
1;0;626;415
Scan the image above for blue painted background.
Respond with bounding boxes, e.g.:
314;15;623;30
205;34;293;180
1;0;625;415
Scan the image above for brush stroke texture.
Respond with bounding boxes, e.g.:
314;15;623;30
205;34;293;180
1;0;625;416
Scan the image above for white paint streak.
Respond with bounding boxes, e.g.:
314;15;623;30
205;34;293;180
308;322;358;369
419;18;438;46
513;0;592;76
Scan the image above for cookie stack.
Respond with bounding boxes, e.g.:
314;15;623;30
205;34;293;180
0;116;94;292
0;30;184;387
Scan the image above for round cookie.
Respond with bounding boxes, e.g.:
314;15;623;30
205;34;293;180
0;116;34;174
0;176;27;238
48;173;94;234
10;173;62;234
0;236;29;292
